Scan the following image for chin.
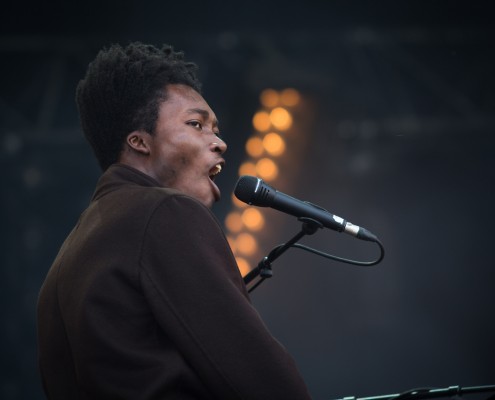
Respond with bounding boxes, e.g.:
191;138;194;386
203;198;215;209
192;193;214;209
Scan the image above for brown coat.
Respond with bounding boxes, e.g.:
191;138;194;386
37;164;311;399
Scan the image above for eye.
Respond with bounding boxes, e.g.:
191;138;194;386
187;120;202;130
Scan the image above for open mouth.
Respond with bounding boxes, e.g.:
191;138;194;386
208;163;223;181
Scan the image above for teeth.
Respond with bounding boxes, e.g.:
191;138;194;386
210;164;222;177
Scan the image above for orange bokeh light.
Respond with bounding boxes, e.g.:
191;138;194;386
235;256;251;277
241;208;265;231
236;232;257;256
280;88;300;107
238;162;257;177
270;107;292;131
252;111;271;131
245;137;264;158
225;212;243;233
262;132;286;156
226;235;236;252
260;89;279;108
256;158;278;181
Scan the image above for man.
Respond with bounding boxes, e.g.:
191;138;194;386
37;42;311;399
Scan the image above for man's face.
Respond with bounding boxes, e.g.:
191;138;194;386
146;84;227;208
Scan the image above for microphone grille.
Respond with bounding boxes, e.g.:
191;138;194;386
234;175;259;204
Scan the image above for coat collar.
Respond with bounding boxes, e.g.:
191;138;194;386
92;163;161;201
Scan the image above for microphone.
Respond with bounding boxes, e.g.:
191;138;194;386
234;175;379;242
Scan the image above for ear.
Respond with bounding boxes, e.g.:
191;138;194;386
125;131;151;155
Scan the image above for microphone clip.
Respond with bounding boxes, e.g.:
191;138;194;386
299;217;324;235
245;217;324;291
258;257;273;279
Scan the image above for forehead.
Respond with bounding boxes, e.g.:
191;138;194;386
161;84;216;120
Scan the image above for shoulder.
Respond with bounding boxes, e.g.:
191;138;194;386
147;192;224;236
140;191;245;288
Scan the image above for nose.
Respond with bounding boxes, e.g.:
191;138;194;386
210;139;227;155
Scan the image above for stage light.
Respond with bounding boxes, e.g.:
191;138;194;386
235;256;251;277
262;132;286;156
241;208;265;231
252;111;271;131
270;107;292;131
260;89;279;108
225;212;243;233
236;232;257;255
238;161;257;176
280;88;300;107
256;158;279;181
245;136;264;158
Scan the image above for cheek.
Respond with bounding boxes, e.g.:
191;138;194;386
160;143;195;168
180;156;188;166
155;134;205;178
174;154;198;174
173;141;204;168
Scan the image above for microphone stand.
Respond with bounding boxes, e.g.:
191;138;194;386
332;385;495;400
244;217;323;293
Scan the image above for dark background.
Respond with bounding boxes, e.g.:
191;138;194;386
1;1;494;399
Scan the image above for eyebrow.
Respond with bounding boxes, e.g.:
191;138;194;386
186;108;219;128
